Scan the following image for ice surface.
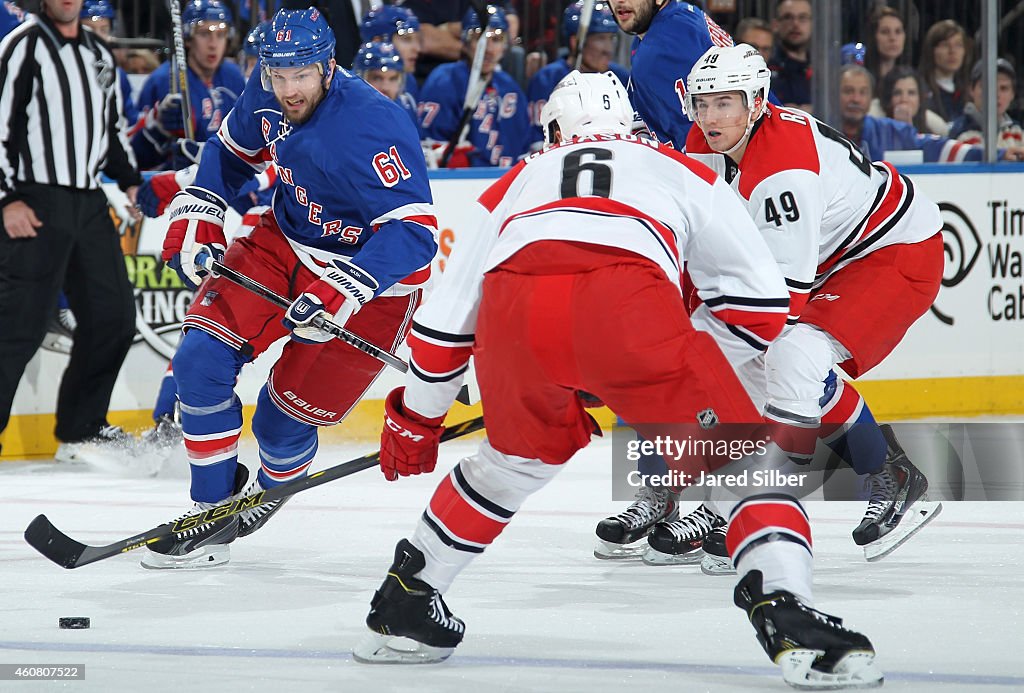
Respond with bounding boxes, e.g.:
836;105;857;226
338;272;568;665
1;436;1022;692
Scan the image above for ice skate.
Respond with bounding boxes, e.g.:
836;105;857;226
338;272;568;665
140;466;248;569
139;412;184;454
642;504;724;565
236;475;291;538
854;424;942;561
40;306;76;355
700;524;736;575
735;570;883;690
354;539;465;664
594;486;678;559
54;425;140;472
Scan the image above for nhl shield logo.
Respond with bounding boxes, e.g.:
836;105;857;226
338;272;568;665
697;408;719;430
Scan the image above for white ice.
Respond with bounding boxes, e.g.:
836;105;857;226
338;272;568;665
1;435;1022;693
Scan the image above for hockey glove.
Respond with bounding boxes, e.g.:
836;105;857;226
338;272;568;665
162;186;227;289
283;258;379;343
152;92;187;138
138;166;196;218
380;387;445;481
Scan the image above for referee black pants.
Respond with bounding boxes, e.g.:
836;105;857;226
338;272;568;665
0;184;136;443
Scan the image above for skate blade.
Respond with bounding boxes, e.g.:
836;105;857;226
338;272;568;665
641;547;704;566
864;501;942;562
352;633;454;664
140;546;230;570
700;554;736;576
593;540;646;560
778;649;884;690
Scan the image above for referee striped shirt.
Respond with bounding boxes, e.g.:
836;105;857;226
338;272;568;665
0;12;140;206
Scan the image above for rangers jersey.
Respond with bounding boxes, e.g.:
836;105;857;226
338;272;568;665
193;66;438;295
401;134;790;418
419;61;531;167
628;2;732;149
685;104;942;325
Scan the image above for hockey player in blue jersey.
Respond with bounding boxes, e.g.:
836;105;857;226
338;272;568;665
359;4;422;103
419;6;530;168
355;41;421;134
144;8;438;569
526;1;628;150
132;0;245;170
611;0;733;148
80;0;139;126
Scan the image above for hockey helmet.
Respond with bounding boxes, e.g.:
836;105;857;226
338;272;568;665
259;8;336;91
243;21;268;58
355;41;404;76
360;5;420;43
80;0;116;21
562;1;618;41
841;42;866;65
461;5;509;42
683;44;771;122
539;70;633;145
182;0;233;39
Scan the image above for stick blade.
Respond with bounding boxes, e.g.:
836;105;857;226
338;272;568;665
25;514;87;569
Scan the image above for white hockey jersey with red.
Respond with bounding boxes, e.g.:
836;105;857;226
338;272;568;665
403;134;790;419
685;104;942;325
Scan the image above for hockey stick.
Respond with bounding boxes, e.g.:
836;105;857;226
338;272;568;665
573;0;596;70
439;1;493;167
24;416;485;569
195;253;474;405
167;0;196;141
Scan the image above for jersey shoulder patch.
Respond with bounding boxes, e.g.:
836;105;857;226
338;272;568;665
738;105;820;199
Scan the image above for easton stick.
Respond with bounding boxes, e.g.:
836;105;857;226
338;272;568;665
167;0;196;140
194;253;474;405
24;416;485;569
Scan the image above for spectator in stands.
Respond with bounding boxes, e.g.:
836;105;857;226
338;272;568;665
360;6;423;102
132;0;245;170
735;17;773;66
237;20;265;80
419;6;529;168
769;0;813;111
949;58;1024;149
864;6;906;85
526;1;625;150
875;65;950;136
919;19;970;123
837;64;1024;163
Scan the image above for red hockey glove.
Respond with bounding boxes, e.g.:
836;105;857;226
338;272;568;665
380;387;445;481
162;186;227;289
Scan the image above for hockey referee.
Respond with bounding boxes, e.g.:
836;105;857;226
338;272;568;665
0;0;142;460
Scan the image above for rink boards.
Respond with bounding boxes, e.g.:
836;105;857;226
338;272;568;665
3;164;1023;458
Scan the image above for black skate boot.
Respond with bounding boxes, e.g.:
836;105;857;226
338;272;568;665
236;474;292;538
735;570;883;689
642;504;724;565
699;524;736;575
140;465;248;569
594;486;678;559
354;539;465;664
853;424;942;560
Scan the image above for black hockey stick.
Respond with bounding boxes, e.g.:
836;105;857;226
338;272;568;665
195;253;473;405
167;0;195;141
572;0;596;70
24;416;485;569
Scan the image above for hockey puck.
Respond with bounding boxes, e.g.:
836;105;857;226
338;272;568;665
58;617;90;629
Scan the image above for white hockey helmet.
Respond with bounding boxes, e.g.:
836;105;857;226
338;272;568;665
682;44;772;123
539;70;633;145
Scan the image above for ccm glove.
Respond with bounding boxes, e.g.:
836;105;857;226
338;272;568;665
380;387;445;481
161;186;227;289
283;257;378;343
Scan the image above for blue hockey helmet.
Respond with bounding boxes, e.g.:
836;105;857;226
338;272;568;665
461;5;509;42
562;1;618;41
80;0;116;21
182;0;233;39
259;8;336;90
355;41;404;76
841;42;866;65
243;21;268;58
360;5;420;43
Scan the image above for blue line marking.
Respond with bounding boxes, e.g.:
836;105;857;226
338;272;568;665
0;641;1019;686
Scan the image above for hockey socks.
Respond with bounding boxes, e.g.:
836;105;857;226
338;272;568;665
727;495;814;605
818;373;887;475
